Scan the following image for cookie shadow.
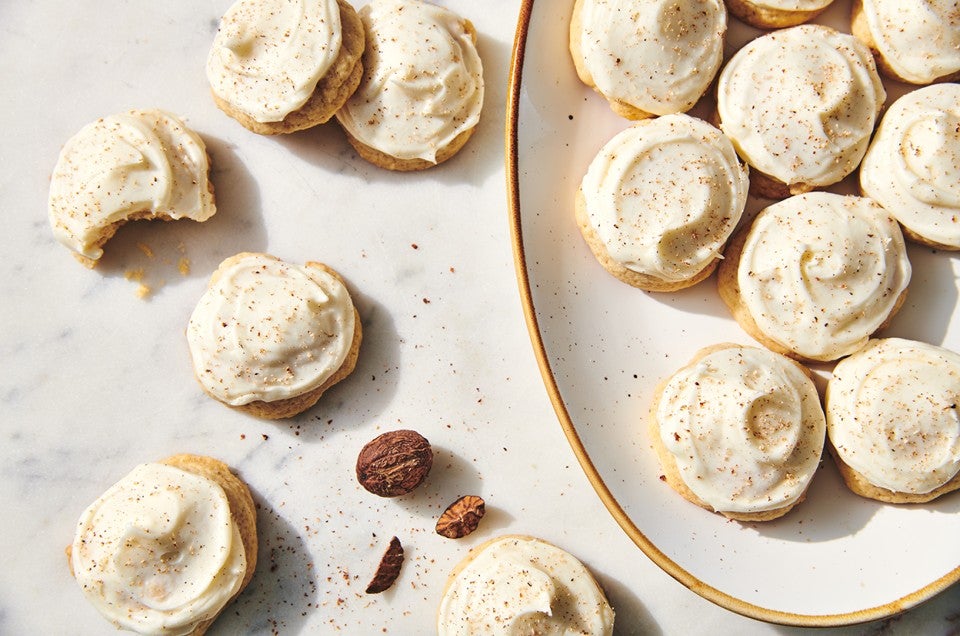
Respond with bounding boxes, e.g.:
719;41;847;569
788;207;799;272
880;243;959;347
287;288;402;439
212;486;316;635
591;573;661;636
747;458;878;543
95;134;266;297
273;118;364;180
444;29;512;185
644;272;736;321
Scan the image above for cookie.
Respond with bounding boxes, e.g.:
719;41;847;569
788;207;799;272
67;454;257;636
826;338;960;503
437;534;614;635
335;0;484;170
569;0;726;120
717;25;884;198
717;193;911;363
206;0;365;134
649;343;826;522
576;114;748;292
48;109;216;268
186;252;362;419
860;83;960;250
725;0;834;29
851;0;960;85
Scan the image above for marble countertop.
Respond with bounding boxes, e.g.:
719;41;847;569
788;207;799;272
0;1;957;634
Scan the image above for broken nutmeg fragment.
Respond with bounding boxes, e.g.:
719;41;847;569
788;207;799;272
365;536;404;594
436;495;485;539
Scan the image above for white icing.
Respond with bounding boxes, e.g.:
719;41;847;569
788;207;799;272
860;83;960;248
860;0;960;84
206;0;342;123
827;338;960;494
71;463;246;635
575;0;726;117
335;0;484;163
187;253;355;406
580;114;748;282
437;536;614;636
718;25;884;188
656;346;825;514
736;193;910;361
744;0;833;10
48;109;215;262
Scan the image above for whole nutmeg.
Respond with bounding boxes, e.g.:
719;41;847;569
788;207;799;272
356;429;433;497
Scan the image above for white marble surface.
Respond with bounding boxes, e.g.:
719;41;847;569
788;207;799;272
0;1;957;634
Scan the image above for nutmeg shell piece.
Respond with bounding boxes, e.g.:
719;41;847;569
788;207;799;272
365;536;404;594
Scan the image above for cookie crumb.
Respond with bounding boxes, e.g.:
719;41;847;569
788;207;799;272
136;242;155;258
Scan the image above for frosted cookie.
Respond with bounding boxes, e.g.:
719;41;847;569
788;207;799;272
576;114;749;292
569;0;726;120
206;0;364;135
725;0;834;29
48;109;215;268
437;535;614;635
187;252;361;419
851;0;960;85
826;338;960;503
860;84;960;250
68;454;257;636
335;0;484;171
718;193;911;363
717;25;885;199
650;344;826;521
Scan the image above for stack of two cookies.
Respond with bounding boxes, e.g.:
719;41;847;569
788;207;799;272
207;0;484;171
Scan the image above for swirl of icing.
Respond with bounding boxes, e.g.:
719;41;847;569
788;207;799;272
48;109;215;263
859;0;960;84
656;346;825;514
860;83;960;249
736;193;910;361
71;463;246;635
187;253;356;406
827;338;960;494
335;0;484;163
580;114;748;282
437;535;614;636
717;25;884;189
573;0;726;117
206;0;342;123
